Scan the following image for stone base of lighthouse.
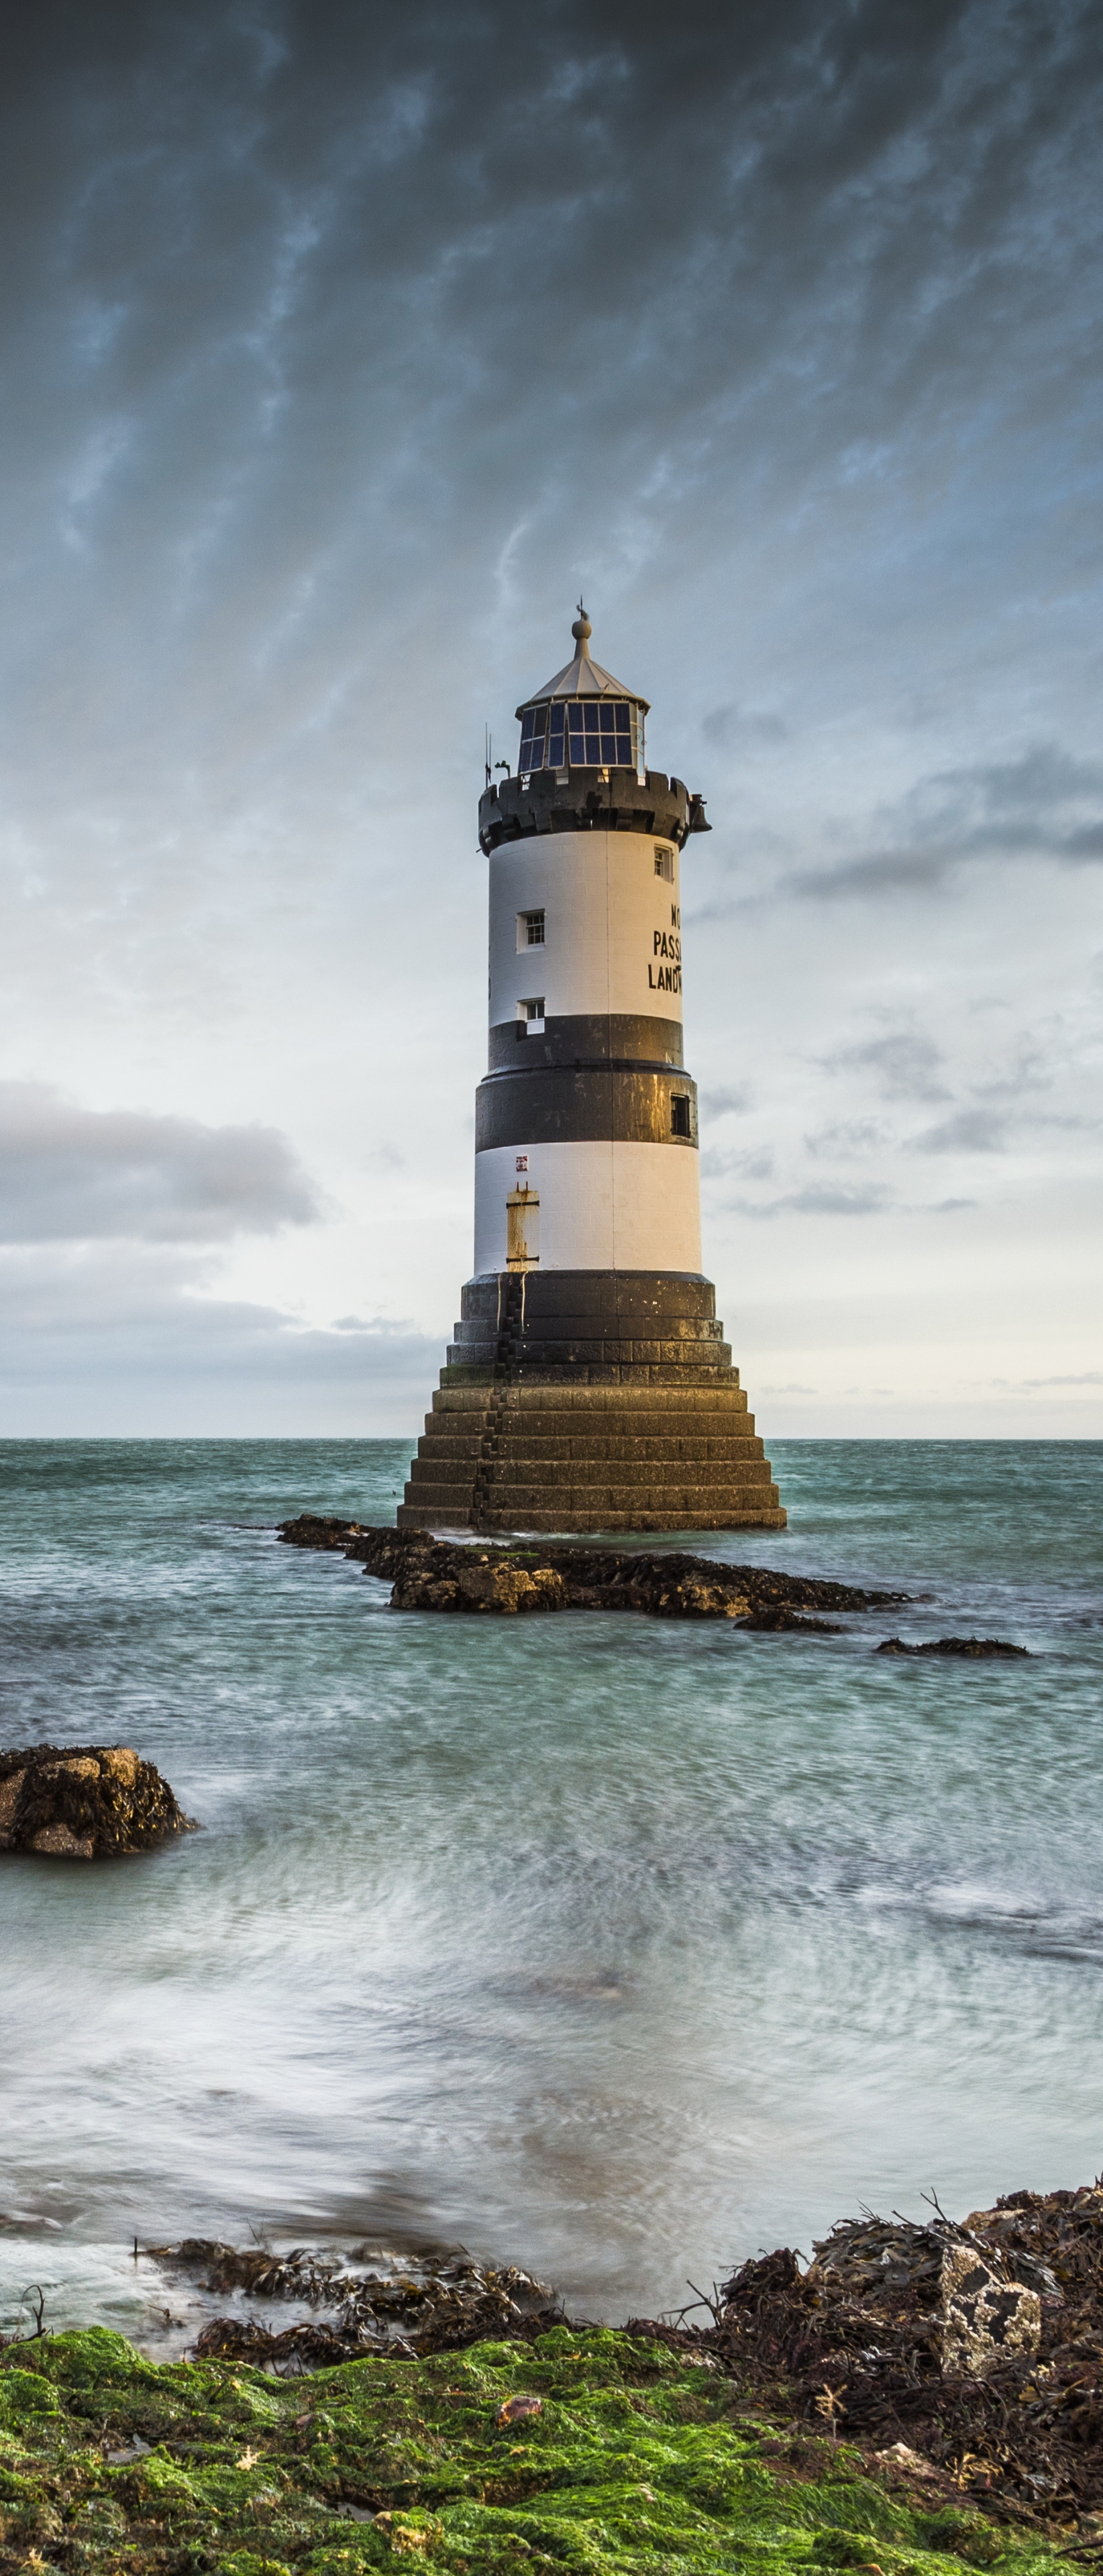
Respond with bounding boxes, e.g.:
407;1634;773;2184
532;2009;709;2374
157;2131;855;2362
399;1270;786;1533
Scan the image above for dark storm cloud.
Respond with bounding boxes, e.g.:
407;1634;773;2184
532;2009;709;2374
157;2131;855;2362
2;0;1100;810
0;1081;321;1242
792;745;1103;900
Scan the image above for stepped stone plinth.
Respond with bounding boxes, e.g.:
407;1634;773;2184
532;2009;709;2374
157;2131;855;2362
399;1269;785;1533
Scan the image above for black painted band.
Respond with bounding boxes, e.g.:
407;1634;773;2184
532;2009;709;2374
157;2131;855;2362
447;1267;731;1373
458;1270;717;1324
487;1012;684;1072
474;1065;698;1150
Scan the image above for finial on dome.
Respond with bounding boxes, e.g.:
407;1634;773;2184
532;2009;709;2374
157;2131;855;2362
571;598;592;654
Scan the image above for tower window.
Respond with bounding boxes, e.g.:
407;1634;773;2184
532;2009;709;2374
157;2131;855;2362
671;1095;692;1138
517;997;545;1037
518;707;547;771
654;845;675;881
566;702;637;769
517;909;545;949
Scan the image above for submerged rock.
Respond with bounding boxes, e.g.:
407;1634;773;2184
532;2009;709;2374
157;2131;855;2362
0;1743;196;1859
876;1636;1029;1658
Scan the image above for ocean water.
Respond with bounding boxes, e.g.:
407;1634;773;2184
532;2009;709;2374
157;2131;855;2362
1;1436;1101;2353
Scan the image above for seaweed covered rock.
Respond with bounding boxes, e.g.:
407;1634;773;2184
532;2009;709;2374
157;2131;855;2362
802;2214;1043;2379
152;2238;568;2365
676;2192;1103;2527
0;1745;195;1860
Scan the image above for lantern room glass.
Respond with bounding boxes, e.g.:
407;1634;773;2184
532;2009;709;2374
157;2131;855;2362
517;700;641;775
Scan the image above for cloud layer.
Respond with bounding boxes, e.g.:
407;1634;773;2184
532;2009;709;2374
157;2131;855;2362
0;0;1100;1432
0;1082;321;1242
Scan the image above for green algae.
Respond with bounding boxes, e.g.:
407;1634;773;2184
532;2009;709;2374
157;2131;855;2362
0;2326;1078;2576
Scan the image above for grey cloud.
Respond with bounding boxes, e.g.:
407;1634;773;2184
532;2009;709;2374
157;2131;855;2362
908;1106;1010;1154
0;1242;441;1434
702;704;788;750
701;1144;774;1182
804;1118;891;1158
908;1100;1099;1152
794;745;1103;900
0;1081;321;1242
822;1028;949;1102
1021;1372;1103;1388
727;1183;894;1219
699;1085;753;1119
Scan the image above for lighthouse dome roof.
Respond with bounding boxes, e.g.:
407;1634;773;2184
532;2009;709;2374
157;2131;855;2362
515;607;649;718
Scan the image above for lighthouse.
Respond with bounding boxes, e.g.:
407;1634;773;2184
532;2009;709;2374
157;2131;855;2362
400;610;786;1532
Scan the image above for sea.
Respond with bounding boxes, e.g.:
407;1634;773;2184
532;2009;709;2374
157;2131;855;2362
1;1436;1101;2354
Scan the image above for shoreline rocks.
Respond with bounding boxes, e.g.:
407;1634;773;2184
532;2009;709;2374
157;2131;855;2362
83;2179;1103;2533
278;1515;907;1630
0;1744;197;1859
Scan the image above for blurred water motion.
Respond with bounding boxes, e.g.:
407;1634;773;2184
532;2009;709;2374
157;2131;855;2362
0;1436;1100;2349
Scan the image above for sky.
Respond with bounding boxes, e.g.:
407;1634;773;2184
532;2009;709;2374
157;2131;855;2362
1;0;1100;1439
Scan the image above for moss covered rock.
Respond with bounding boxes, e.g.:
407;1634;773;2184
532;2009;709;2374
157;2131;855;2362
0;2325;1078;2576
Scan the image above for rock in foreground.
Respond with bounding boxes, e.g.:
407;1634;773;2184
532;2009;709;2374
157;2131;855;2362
0;1744;196;1860
0;2318;1066;2576
278;1516;906;1631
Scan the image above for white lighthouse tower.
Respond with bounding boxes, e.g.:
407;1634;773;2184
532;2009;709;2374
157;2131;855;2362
401;609;785;1532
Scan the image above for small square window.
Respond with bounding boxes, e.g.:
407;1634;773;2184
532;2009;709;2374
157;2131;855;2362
654;846;676;881
671;1094;692;1138
517;909;545;949
517;997;545;1037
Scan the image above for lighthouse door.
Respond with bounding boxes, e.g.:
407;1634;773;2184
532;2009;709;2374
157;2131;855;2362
506;1186;539;1270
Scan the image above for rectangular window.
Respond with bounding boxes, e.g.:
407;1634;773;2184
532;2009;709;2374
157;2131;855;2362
517;909;545;949
654;846;675;881
566;701;637;769
548;706;566;769
518;708;547;772
517;997;545;1037
671;1095;692;1138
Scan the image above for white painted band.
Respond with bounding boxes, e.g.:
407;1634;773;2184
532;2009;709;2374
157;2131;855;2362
474;1139;702;1276
488;830;683;1026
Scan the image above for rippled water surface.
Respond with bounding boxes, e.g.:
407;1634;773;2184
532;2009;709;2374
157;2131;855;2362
1;1437;1101;2348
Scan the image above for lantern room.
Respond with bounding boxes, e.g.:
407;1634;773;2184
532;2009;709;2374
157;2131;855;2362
515;605;648;781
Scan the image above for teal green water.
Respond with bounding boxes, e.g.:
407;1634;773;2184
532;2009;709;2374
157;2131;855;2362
0;1438;1100;2348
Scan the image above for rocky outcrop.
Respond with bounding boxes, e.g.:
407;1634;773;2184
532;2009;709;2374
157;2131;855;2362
278;1516;907;1629
0;1745;196;1859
